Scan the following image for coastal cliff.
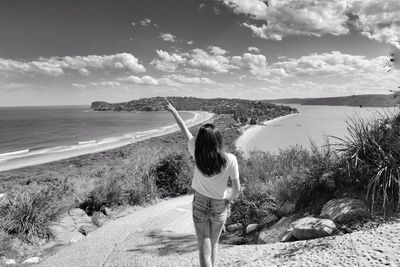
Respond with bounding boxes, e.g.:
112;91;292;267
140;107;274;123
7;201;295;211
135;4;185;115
91;97;298;125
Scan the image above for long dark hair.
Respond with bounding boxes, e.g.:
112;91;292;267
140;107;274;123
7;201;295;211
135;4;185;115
195;123;227;176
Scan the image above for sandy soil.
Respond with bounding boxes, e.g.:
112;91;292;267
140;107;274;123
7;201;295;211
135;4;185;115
0;111;213;172
38;195;400;267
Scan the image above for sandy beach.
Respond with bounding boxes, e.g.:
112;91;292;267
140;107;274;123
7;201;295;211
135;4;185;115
235;113;297;157
0;111;214;172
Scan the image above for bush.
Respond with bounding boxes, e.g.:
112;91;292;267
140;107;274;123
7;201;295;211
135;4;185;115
230;146;334;225
0;190;63;241
334;113;400;216
153;153;192;198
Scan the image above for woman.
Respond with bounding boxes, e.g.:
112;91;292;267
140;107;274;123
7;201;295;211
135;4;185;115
165;100;241;267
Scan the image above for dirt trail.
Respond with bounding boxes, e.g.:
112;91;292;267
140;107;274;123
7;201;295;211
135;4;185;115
39;195;400;267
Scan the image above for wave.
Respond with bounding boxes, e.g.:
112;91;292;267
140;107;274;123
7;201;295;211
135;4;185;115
0;111;205;164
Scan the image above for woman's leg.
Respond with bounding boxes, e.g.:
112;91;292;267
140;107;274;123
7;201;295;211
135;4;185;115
194;221;212;267
210;220;225;266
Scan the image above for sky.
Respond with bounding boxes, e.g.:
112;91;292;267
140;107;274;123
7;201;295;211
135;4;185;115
0;0;399;106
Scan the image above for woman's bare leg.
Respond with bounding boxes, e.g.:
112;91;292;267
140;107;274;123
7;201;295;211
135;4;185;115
210;220;225;266
194;221;212;267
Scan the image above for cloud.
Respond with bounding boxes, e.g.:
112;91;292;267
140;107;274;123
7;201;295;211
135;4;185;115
221;0;400;47
209;46;228;55
248;47;260;53
131;18;156;27
150;50;187;72
118;75;160;86
187;48;233;73
163;74;216;85
274;51;387;77
187;41;194;45
160;33;176;42
0;53;145;78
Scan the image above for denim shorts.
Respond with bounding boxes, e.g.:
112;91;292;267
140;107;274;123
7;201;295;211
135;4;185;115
192;191;228;223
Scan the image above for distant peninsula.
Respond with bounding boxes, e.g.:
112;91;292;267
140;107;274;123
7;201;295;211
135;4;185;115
91;96;298;125
264;94;399;107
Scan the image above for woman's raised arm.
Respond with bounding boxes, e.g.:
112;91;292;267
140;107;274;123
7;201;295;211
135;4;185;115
164;99;193;141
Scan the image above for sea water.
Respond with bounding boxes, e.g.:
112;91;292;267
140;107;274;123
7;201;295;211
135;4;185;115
0;106;194;163
245;105;396;154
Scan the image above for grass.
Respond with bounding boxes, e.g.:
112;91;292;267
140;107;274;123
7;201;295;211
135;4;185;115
334;112;400;216
229;145;334;226
0;189;64;242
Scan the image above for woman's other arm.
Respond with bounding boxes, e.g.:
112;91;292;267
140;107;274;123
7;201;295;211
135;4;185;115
164;101;193;141
226;156;241;202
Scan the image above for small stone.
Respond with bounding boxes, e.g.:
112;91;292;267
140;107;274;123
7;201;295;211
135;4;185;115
226;223;243;232
78;224;97;236
246;224;258;234
22;256;41;264
91;212;109;227
5;259;16;265
101;207;112;216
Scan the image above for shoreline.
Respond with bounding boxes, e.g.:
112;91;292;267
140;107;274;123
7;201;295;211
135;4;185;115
235;113;298;158
0;111;214;172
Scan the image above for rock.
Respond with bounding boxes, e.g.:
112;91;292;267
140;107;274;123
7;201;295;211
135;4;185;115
321;198;369;224
226;223;243;232
279;201;296;216
69;208;92;226
289;217;336;240
4;259;16;265
281;231;294;242
246;224;258;234
91;212;109;227
78;224;97;236
260;214;279;228
258;217;296;244
101;206;112;216
22;257;41;264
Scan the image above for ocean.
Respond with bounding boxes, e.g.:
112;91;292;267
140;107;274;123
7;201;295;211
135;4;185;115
0;106;198;164
243;105;396;154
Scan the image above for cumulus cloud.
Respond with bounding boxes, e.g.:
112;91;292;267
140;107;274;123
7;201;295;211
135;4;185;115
150;50;187;72
274;51;387;77
131;18;157;27
118;75;160;86
209;46;228;55
160;33;176;42
187;49;233;73
0;53;145;78
163;74;216;85
248;47;260;53
221;0;400;47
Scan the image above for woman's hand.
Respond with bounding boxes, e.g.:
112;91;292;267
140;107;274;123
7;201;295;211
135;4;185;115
164;103;176;113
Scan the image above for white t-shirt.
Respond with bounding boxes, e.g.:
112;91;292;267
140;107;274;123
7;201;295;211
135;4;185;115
188;137;239;199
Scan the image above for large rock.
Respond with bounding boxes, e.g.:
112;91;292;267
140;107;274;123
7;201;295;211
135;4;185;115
246;224;258;234
289;217;336;241
321;198;369;224
258;217;296;244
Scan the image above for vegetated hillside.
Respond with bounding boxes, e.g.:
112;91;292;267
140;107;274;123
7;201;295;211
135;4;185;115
91;97;298;124
264;94;399;107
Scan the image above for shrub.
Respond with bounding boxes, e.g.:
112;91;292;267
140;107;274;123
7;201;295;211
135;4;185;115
230;146;333;225
153;153;192;198
0;190;63;241
334;112;400;216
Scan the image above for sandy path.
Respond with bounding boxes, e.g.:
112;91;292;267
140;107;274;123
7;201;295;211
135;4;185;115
39;195;400;267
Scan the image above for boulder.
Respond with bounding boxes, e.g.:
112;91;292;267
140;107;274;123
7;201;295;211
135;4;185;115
258;217;296;244
226;223;243;232
289;217;336;241
246;224;258;234
321;198;369;224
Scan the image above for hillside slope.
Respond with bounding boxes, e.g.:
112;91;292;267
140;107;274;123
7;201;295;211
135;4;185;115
265;94;399;107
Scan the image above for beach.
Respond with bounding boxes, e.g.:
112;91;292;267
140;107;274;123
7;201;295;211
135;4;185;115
235;113;298;157
0;111;214;172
